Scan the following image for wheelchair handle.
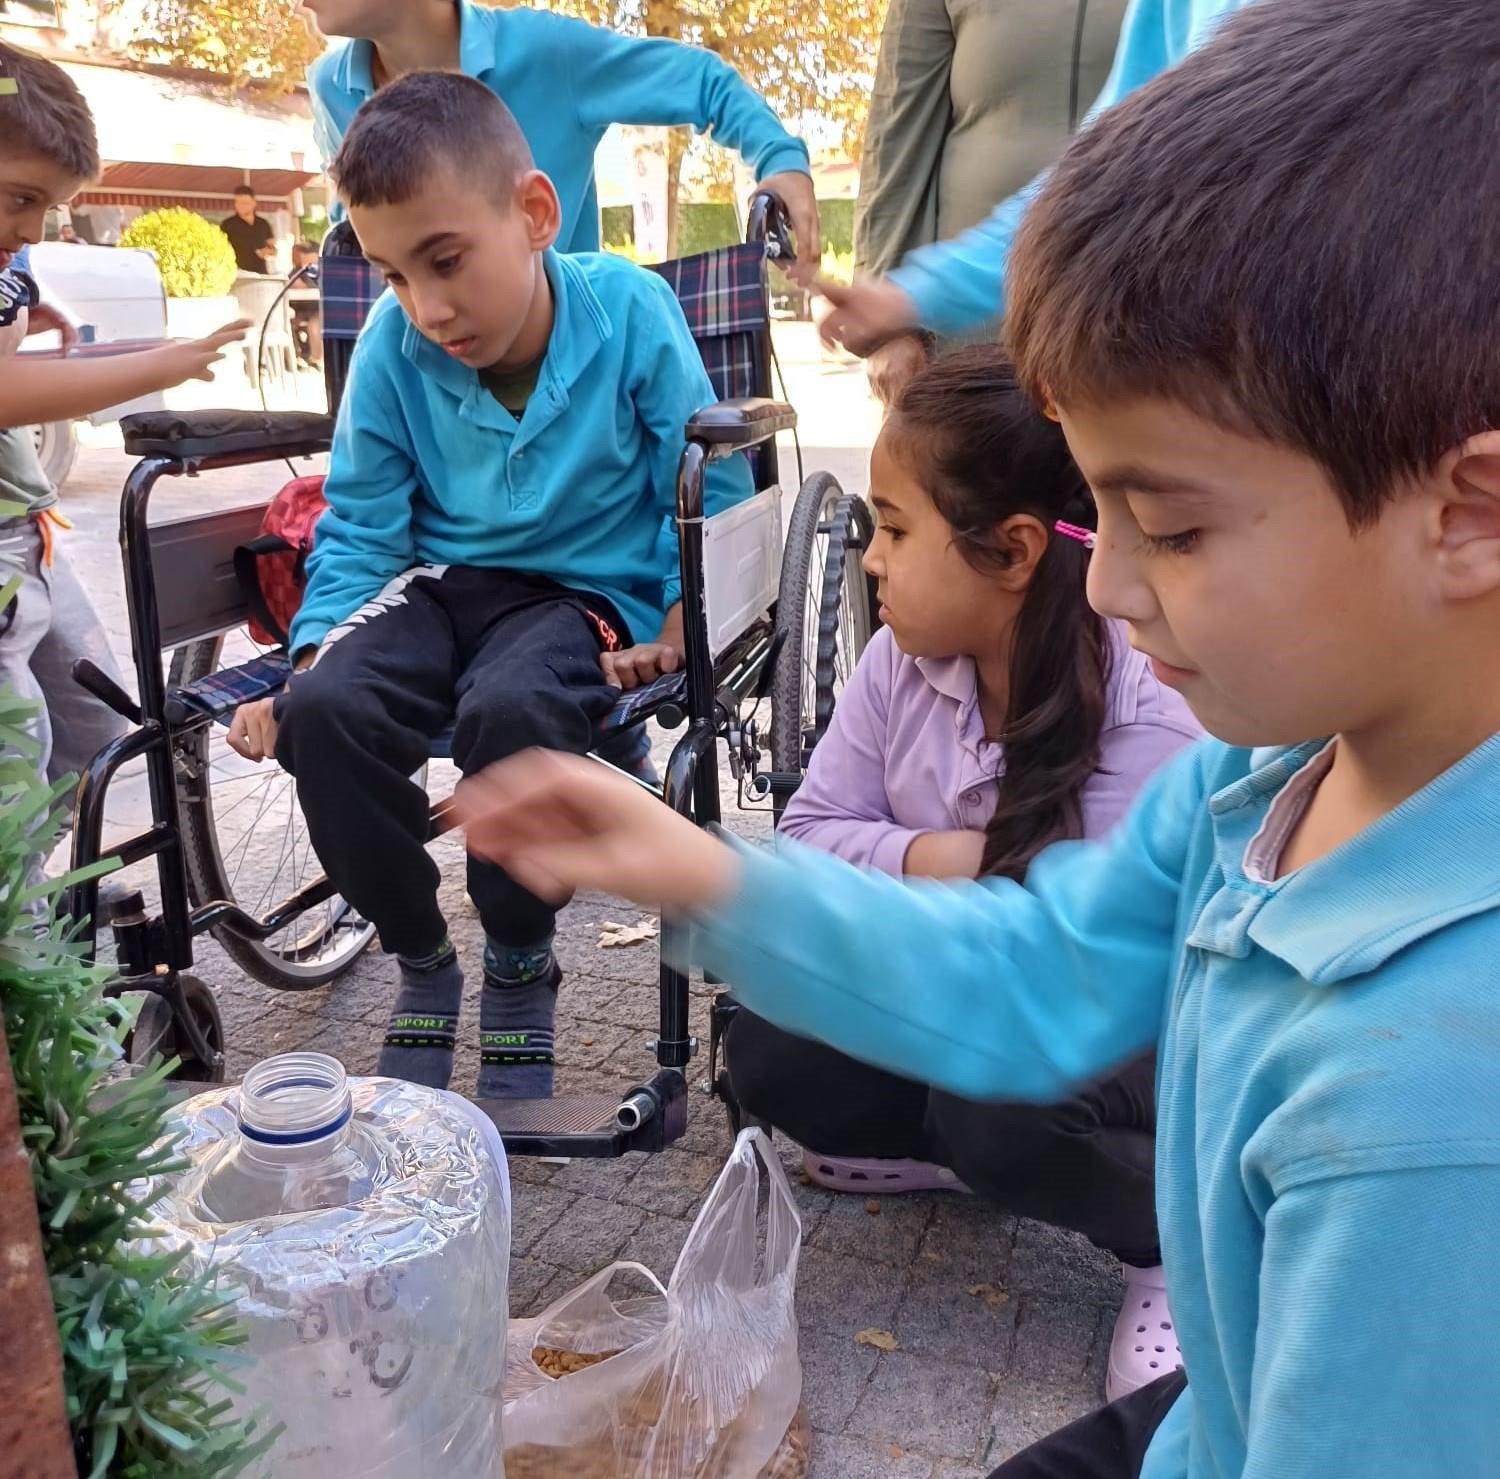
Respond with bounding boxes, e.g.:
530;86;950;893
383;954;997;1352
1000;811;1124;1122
747;189;795;265
72;658;142;726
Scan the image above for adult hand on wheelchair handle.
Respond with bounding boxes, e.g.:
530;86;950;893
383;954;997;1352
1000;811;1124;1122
755;171;820;287
228;697;279;763
458;750;740;911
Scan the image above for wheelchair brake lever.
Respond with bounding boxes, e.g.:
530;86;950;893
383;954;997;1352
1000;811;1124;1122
72;658;142;726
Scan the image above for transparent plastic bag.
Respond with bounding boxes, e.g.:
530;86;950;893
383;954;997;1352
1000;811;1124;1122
147;1055;511;1478
502;1128;804;1478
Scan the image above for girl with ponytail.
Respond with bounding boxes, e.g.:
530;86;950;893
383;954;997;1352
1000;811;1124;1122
723;345;1202;1399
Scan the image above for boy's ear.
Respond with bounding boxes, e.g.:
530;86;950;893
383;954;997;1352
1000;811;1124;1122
514;169;561;252
1435;430;1500;600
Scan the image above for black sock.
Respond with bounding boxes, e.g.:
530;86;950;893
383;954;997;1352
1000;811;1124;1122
476;936;558;1099
377;940;462;1090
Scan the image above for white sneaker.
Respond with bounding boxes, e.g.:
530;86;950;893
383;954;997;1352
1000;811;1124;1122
1106;1264;1182;1402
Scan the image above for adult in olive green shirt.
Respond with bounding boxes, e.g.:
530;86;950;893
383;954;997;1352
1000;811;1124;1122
853;0;1126;403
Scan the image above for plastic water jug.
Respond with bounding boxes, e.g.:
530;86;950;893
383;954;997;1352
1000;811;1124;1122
148;1052;510;1477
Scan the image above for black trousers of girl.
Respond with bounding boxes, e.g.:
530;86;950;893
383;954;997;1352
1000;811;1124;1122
724;1009;1161;1268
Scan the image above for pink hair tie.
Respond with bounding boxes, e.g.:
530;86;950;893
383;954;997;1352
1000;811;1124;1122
1054;521;1096;551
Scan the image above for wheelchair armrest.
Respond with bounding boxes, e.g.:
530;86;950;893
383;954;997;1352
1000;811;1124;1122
121;410;334;462
685;398;796;455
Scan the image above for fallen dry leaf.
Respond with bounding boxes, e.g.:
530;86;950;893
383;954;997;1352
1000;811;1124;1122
966;1283;1009;1309
864;1198;881;1216
580;1037;595;1047
854;1328;899;1353
888;1446;904;1460
597;919;660;949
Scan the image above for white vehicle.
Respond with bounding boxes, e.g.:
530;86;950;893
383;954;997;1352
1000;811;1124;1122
21;240;169;487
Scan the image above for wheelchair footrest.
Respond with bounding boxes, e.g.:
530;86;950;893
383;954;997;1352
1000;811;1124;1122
475;1070;688;1158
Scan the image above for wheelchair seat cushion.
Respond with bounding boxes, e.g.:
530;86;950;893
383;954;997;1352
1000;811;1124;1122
121;410;334;461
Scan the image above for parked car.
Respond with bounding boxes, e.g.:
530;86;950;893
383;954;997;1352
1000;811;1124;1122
21;241;169;488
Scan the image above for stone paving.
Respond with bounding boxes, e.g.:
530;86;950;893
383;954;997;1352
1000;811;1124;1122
53;333;1120;1476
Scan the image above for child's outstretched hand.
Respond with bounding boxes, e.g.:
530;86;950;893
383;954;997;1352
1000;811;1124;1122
457;750;740;910
162;319;252;384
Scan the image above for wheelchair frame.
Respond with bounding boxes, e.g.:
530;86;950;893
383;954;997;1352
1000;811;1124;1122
63;197;876;1158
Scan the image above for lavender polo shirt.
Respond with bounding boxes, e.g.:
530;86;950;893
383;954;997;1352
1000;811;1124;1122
781;624;1204;874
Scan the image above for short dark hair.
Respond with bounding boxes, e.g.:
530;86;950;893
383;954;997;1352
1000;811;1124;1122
234;184;257;199
1007;0;1500;522
0;41;100;182
331;71;534;209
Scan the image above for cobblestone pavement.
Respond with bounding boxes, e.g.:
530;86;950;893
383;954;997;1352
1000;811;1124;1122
55;334;1119;1476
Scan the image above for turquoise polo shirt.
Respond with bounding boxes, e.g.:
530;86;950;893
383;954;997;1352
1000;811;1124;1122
308;2;811;251
684;735;1500;1477
289;248;754;656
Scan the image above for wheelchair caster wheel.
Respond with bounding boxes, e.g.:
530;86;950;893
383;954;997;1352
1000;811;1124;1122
126;974;226;1084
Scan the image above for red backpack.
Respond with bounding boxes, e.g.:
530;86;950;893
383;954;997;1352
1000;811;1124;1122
234;475;330;648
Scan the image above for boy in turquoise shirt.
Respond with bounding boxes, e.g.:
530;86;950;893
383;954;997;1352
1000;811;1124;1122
301;0;818;267
457;0;1500;1474
820;0;1253;351
228;73;752;1100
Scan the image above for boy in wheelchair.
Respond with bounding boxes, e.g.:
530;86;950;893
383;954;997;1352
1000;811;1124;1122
228;72;753;1098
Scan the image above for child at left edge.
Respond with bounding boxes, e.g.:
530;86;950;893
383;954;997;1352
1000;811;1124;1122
228;73;753;1101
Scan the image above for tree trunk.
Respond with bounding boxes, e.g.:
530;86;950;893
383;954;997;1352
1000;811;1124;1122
664;126;690;260
0;1010;75;1479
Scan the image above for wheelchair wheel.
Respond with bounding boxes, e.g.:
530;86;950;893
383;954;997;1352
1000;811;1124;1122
768;473;877;793
125;975;225;1083
171;633;393;990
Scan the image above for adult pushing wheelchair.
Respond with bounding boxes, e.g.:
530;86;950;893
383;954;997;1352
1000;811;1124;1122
64;196;877;1159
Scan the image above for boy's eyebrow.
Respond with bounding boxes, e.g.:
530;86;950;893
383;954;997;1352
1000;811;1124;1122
363;231;462;271
1088;465;1214;497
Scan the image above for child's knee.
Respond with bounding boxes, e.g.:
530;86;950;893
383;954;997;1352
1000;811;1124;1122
274;666;367;759
452;679;601;768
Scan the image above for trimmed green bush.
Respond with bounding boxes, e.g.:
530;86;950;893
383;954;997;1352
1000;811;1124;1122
120;208;237;299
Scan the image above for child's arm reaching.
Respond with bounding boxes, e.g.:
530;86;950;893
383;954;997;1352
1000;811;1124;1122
557;16;818;273
459;740;1205;1103
0;321;249;426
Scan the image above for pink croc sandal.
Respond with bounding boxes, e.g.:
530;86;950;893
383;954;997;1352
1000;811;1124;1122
1106;1264;1183;1402
801;1150;970;1195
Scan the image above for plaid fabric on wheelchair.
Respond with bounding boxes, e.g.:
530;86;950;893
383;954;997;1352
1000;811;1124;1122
166;651;294;724
320;253;386;343
316;240;772;406
649;242;769;403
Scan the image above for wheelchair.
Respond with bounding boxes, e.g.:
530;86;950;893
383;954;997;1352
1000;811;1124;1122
64;195;877;1159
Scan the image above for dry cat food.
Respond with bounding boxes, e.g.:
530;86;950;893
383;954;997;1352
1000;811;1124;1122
532;1345;620;1378
505;1373;811;1479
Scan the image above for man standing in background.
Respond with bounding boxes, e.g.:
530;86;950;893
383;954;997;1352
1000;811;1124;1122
220;185;276;274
